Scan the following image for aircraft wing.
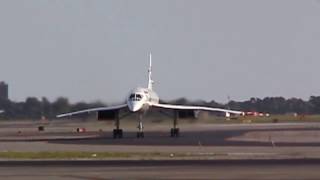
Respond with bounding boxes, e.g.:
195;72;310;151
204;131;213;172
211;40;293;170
151;103;243;115
56;104;128;118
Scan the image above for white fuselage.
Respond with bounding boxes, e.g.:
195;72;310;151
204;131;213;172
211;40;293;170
127;87;159;112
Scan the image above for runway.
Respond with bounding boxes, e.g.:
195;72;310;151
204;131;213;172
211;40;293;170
2;123;320;158
2;122;320;179
46;128;320;147
1;159;320;180
2;125;320;147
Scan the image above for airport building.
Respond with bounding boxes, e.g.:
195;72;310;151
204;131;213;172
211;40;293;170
0;81;8;100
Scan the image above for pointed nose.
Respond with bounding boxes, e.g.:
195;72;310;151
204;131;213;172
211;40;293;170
132;105;141;112
128;102;142;112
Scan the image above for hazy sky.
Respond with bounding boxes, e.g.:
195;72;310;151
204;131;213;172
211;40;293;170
0;0;320;104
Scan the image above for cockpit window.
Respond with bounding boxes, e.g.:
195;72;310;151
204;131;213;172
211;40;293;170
129;94;143;101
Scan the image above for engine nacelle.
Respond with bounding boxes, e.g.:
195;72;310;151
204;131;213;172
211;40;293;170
97;110;118;121
178;110;196;119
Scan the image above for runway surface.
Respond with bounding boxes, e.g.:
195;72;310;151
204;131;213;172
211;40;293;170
2;126;320;147
1;159;320;180
46;128;320;147
2;123;320;158
2;122;320;179
2;122;320;146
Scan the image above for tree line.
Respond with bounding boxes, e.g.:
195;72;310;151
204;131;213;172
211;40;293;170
0;96;320;120
0;97;104;120
170;96;320;115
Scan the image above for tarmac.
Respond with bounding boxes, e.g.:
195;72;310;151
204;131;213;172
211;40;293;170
0;159;320;180
1;121;320;179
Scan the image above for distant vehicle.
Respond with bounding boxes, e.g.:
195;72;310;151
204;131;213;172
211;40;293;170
57;54;243;138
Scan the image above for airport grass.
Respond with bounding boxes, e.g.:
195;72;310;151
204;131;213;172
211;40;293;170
0;151;182;160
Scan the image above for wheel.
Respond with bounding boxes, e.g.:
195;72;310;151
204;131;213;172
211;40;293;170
113;129;123;139
175;128;180;137
170;129;174;137
137;132;144;138
170;128;180;137
38;126;45;132
113;129;118;139
118;129;123;138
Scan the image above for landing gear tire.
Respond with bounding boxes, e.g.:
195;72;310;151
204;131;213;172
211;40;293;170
170;128;180;137
113;129;123;139
137;132;144;138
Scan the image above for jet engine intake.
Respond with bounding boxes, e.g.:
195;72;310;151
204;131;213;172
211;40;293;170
97;110;118;121
178;110;196;119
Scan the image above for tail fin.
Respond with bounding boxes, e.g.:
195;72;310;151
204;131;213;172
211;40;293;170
147;53;154;90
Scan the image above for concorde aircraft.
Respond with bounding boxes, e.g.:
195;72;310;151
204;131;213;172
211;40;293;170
57;54;243;138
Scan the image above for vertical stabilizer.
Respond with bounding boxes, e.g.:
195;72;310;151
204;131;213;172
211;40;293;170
147;53;153;90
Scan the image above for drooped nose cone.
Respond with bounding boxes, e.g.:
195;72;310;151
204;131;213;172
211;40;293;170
128;101;143;112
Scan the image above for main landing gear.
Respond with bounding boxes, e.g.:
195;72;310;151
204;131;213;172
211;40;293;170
111;111;145;139
111;110;181;138
158;110;181;137
170;111;180;137
113;113;123;139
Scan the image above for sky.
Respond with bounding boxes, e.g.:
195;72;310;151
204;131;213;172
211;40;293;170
0;0;320;104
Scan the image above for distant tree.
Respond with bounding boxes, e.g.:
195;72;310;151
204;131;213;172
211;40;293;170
208;100;223;108
228;100;242;111
309;96;320;114
11;102;25;119
52;97;70;115
286;98;309;114
24;97;42;119
41;97;53;118
172;98;189;105
0;98;13;119
2;94;320;120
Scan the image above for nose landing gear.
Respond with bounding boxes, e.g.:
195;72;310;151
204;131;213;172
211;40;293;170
137;115;144;138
